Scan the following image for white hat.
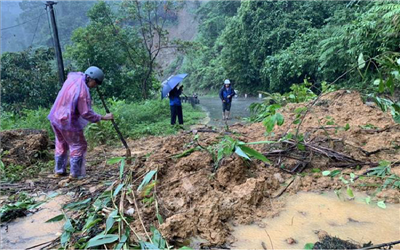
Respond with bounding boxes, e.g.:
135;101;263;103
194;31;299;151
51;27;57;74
224;79;231;84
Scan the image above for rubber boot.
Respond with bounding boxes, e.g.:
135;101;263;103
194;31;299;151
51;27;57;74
54;154;68;175
70;156;85;179
226;111;230;120
222;112;226;120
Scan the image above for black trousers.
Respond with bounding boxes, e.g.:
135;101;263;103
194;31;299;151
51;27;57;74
170;105;183;125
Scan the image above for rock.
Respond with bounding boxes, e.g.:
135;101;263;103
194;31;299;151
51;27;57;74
124;208;135;217
286;237;297;245
317;230;329;240
273;173;285;183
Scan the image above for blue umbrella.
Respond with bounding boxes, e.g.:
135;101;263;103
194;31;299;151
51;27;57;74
161;73;188;99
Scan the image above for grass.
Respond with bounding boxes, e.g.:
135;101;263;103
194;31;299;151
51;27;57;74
1;98;206;145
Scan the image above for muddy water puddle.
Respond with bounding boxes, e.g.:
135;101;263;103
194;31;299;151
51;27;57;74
231;192;400;250
1;194;70;249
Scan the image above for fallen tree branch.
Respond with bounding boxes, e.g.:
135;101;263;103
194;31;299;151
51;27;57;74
360;240;400;250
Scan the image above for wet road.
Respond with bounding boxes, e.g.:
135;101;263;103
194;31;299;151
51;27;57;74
198;97;262;127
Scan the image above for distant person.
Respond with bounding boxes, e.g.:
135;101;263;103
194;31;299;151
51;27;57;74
48;66;114;180
219;79;236;120
169;84;184;125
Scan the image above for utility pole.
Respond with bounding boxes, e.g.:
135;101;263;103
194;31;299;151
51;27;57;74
45;1;65;85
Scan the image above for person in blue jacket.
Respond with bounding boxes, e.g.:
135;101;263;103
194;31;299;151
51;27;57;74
219;79;236;120
169;84;184;125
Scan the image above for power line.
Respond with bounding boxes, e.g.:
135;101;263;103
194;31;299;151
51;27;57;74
1;11;46;31
30;12;43;47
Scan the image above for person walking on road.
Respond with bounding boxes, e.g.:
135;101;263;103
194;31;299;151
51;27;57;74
48;66;114;180
219;79;236;120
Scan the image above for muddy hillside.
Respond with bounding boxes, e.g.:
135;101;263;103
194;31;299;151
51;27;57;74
2;90;399;249
105;90;399;246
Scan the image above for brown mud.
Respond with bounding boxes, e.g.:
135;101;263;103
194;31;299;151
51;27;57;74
1;129;50;166
1;90;399;248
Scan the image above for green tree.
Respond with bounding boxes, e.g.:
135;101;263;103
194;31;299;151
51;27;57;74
1;47;59;112
65;2;147;101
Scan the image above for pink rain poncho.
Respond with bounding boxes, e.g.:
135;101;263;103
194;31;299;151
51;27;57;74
48;72;102;177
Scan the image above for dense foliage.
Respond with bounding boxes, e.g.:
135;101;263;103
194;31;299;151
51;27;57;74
182;1;400;95
0;48;59;112
65;2;148;101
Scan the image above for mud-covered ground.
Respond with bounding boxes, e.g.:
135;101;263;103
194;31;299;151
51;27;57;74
1;90;399;248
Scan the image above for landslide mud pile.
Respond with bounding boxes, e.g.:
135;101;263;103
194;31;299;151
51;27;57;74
0;129;50;166
123;90;400;246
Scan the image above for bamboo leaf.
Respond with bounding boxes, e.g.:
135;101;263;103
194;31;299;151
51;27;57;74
107;157;125;165
105;210;118;233
346;186;354;198
138;170;157;191
119;159;125;180
234;146;250;160
113;183;124;197
87;234;119;248
45;214;64;223
63;198;91;211
239;145;270;163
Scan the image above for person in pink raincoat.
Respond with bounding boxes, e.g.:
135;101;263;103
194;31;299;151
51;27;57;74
48;66;113;179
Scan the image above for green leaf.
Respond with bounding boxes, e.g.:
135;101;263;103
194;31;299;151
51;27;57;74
113;183;124;197
45;214;64;223
377;201;386;209
350;173;356;180
304;243;314;250
87;234;120;248
60;231;71;248
239;145;270;163
322;171;331;176
358;53;365;69
82;214;101;232
330;170;342;177
151;226;166;249
311;168;321;173
378;79;385;93
119;159;125;180
178;247;192;250
156;213;164;224
63;198;91;211
107;157;125;165
293;118;301;125
106;210;118;233
234;146;250;160
365;196;371;205
340;176;349;185
140;241;160;250
138;170;157;191
115;232;128;250
297;143;305;151
346;186;354;198
275;113;284;126
344;123;350;131
63;217;75;232
386;75;395;96
263;116;276;133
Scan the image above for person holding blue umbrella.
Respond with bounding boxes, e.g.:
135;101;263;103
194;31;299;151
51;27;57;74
161;74;188;126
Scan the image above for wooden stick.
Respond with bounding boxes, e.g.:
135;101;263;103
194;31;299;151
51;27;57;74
96;87;132;164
